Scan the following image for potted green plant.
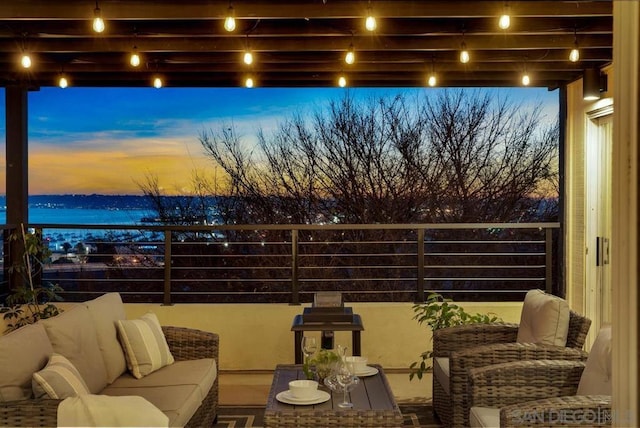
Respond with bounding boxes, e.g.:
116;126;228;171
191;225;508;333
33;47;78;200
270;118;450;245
1;224;63;332
303;349;341;382
409;292;501;380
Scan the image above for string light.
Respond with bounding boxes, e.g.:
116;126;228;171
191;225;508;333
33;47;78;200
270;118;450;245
498;3;511;30
224;4;236;32
365;3;376;31
58;74;68;88
20;52;32;69
460;42;470;64
243;35;253;65
569;46;580;63
93;1;105;33
569;29;580;62
245;76;254;88
130;46;141;67
153;76;163;88
522;60;530;86
345;43;355;65
427;57;437;87
243;50;253;65
338;75;347;87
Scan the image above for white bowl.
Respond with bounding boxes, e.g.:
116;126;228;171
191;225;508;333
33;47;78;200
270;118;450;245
288;379;318;399
345;356;368;373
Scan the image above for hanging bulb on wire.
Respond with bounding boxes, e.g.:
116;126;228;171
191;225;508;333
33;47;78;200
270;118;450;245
459;42;470;64
93;1;105;33
365;5;376;31
224;5;236;32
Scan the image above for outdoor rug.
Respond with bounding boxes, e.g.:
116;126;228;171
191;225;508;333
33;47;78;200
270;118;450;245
214;404;441;427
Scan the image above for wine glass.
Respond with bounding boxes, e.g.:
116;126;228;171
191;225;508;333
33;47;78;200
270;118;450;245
301;336;317;363
336;362;354;408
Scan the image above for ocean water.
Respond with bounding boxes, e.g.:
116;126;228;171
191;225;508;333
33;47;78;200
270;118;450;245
1;207;153;250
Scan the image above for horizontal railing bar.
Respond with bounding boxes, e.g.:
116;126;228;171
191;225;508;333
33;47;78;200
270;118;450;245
425;277;545;281
426;265;546;269
428;252;546;256
29;221;560;231
425;240;546;244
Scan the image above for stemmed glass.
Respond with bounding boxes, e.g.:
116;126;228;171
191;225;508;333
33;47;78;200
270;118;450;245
301;336;317;363
336;361;354;408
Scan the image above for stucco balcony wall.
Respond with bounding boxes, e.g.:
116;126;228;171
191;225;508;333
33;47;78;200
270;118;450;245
121;301;523;370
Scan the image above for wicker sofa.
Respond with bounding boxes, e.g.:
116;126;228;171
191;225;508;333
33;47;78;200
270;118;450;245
0;293;219;427
432;289;591;427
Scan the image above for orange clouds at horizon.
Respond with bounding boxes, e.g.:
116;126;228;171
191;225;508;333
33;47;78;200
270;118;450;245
1;135;218;195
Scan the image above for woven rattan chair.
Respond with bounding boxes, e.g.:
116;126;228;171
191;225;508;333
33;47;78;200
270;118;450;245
467;326;611;427
0;326;219;428
432;290;591;427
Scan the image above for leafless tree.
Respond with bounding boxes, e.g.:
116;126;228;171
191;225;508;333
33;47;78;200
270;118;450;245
198;90;558;225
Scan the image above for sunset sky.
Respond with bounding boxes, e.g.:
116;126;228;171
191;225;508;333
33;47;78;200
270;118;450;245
0;87;558;195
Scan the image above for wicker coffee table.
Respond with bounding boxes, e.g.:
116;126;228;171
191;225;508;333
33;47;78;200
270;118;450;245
264;364;403;427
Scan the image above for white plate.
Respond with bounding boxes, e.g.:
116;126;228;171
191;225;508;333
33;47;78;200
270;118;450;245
354;366;379;377
276;389;331;405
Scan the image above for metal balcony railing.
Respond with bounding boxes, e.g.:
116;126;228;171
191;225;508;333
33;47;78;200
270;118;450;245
1;222;560;304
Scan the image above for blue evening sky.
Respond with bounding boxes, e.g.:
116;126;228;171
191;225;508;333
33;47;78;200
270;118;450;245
0;87;558;195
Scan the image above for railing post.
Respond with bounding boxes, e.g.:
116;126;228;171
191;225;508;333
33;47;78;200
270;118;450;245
545;227;553;294
162;230;172;306
416;228;425;302
291;229;299;305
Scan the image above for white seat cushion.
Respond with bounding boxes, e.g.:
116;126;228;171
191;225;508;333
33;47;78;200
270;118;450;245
469;406;500;428
577;325;612;395
516;289;570;346
433;357;450;395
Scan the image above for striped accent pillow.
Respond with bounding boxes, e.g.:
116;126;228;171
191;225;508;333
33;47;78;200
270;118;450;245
32;354;90;399
116;312;175;379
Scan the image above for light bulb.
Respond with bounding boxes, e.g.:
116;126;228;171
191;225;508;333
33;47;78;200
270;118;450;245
153;77;163;88
130;51;140;67
345;49;355;65
338;76;347;87
569;47;580;63
224;6;236;32
21;54;31;69
243;51;253;65
245;77;254;88
224;16;236;32
93;7;105;33
59;76;68;88
428;74;437;87
460;46;470;64
498;14;510;30
365;7;376;32
522;73;530;86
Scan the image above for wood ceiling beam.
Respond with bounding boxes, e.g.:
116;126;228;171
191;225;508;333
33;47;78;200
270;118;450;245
0;34;612;52
0;17;612;38
0;1;612;20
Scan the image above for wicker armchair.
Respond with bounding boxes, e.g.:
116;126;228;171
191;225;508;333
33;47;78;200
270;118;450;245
467;326;612;427
432;302;591;427
0;326;219;428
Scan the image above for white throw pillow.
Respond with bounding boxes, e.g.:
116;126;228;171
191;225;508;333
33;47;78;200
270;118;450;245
116;312;175;379
40;305;109;393
33;354;90;399
577;325;612;396
84;292;128;383
516;289;570;347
